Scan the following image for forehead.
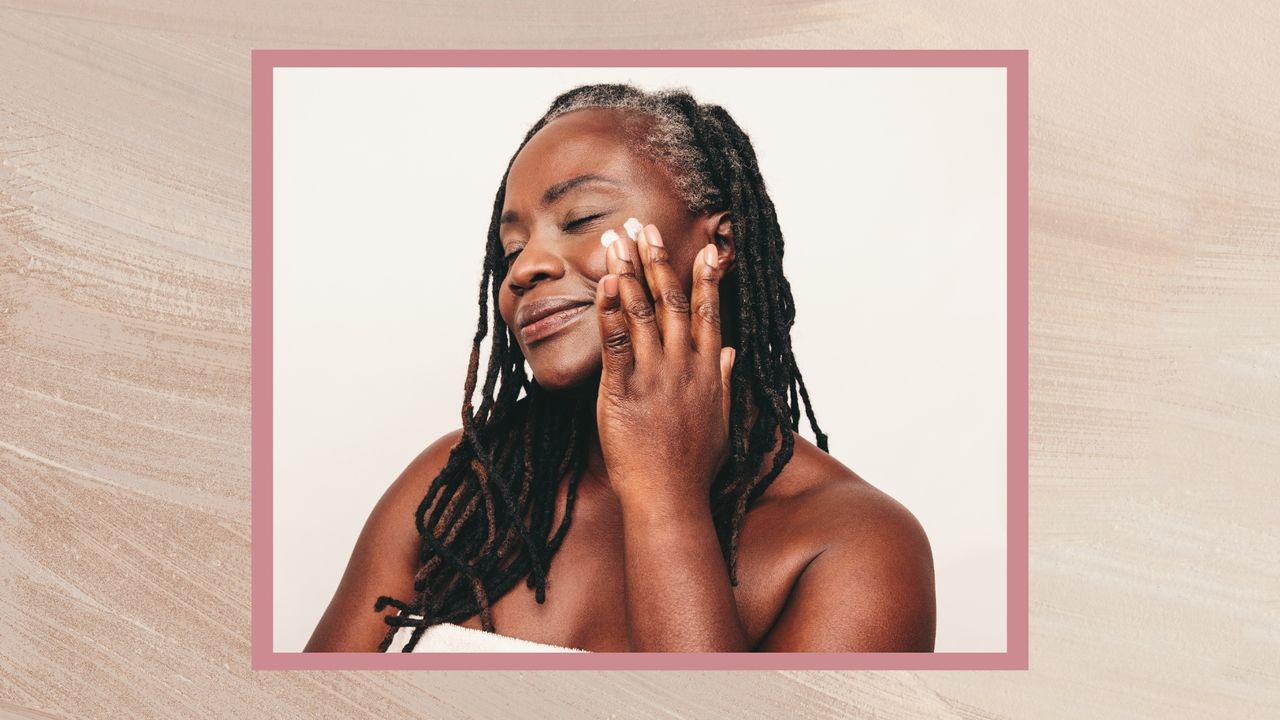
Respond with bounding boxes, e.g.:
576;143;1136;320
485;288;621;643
505;108;649;194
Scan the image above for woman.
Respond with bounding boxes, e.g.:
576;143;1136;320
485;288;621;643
305;83;936;653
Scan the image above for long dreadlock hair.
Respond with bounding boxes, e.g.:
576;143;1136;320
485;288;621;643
374;82;829;652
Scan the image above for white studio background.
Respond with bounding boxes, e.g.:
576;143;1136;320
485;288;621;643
272;66;1007;653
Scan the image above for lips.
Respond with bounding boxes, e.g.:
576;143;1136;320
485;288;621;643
516;297;594;329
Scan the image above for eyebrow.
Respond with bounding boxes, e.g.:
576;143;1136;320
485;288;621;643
499;173;621;225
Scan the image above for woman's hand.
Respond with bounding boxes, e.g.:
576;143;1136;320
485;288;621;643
594;220;736;512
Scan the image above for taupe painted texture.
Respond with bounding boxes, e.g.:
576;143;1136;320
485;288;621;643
1;1;1276;718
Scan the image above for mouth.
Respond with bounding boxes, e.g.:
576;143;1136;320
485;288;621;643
519;302;592;344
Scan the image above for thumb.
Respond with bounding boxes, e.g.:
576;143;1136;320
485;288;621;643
720;346;736;431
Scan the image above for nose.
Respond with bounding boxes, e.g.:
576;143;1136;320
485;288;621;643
504;231;565;294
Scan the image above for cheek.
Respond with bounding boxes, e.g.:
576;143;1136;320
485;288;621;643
589;246;609;280
680;252;697;296
497;285;516;326
660;244;697;296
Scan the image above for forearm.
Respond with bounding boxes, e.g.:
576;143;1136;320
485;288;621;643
617;490;751;652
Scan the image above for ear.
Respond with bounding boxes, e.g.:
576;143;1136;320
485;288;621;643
703;210;737;273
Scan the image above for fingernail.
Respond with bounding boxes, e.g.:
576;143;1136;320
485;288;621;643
603;275;618;298
704;243;718;269
614;235;630;262
623;217;644;241
600;228;619;248
645;224;662;247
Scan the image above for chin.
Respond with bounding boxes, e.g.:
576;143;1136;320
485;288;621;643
525;353;601;394
518;319;602;394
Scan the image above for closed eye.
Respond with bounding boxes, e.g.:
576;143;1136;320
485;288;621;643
564;212;607;231
503;213;609;265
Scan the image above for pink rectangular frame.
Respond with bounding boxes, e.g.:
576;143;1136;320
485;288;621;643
251;48;1029;671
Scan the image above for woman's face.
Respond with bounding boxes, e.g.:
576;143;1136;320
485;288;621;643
497;108;720;392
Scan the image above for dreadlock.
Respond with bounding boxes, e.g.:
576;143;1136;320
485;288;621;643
375;82;829;652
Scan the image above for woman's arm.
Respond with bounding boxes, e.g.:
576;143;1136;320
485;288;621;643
303;429;463;652
617;494;750;651
593;222;747;651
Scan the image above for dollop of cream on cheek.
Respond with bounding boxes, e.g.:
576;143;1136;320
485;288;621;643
601;217;645;249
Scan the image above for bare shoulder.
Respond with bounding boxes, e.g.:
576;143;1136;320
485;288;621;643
755;433;936;651
752;433;934;588
380;428;467;518
303;427;465;652
765;433;930;552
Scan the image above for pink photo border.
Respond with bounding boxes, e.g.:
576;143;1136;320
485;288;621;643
251;48;1029;671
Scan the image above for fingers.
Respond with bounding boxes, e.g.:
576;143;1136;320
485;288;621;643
595;273;632;392
689;243;725;359
605;231;662;367
635;223;692;356
601;221;721;373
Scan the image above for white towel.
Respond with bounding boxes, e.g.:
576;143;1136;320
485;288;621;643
388;621;590;653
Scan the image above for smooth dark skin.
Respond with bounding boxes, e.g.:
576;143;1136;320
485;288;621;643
306;108;936;652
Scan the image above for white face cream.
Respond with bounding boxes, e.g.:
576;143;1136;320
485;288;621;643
623;217;644;241
600;228;620;248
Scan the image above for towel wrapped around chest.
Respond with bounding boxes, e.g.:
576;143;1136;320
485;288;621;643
387;620;591;653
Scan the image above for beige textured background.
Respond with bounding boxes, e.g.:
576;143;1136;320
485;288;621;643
1;1;1276;718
